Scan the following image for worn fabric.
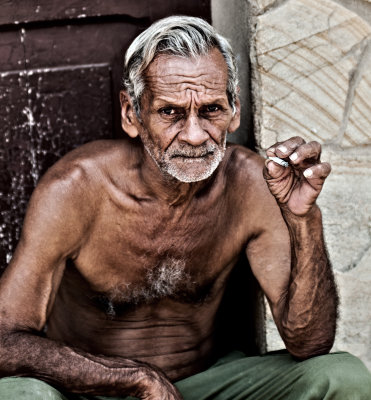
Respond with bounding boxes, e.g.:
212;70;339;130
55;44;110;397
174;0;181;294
0;351;370;399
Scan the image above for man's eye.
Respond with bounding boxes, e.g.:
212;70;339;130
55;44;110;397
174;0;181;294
206;105;220;113
160;107;177;116
200;105;221;116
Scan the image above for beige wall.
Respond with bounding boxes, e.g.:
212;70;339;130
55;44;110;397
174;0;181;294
212;0;371;370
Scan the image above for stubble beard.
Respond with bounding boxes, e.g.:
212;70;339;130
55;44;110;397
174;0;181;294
141;132;227;183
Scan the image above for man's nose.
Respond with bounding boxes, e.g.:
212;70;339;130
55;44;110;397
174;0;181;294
178;113;209;146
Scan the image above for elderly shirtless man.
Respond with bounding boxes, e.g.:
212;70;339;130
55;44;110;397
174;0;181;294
0;16;370;400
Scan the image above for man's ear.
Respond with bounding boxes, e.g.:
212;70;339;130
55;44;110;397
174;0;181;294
227;97;241;134
120;90;140;138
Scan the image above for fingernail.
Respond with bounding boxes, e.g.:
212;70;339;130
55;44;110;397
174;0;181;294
289;152;298;161
303;169;313;178
277;145;287;154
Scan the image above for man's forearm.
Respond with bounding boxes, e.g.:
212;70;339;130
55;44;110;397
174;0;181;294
0;329;166;397
279;205;338;359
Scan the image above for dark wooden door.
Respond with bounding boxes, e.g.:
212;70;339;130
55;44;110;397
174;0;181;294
0;1;211;269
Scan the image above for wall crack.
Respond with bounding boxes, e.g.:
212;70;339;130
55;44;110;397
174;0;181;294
256;0;290;16
330;36;371;146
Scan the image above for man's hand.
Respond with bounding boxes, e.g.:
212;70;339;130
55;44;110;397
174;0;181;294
138;367;183;400
141;386;183;400
263;136;331;216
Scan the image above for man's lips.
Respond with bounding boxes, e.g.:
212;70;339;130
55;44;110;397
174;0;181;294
170;151;214;159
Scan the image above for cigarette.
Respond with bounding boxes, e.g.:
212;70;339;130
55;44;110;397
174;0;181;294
268;156;289;168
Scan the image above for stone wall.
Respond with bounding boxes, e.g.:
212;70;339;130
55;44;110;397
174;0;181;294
212;0;371;369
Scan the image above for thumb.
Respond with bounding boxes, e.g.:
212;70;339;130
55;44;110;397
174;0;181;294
264;159;289;180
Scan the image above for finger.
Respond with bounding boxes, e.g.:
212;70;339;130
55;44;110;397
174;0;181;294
303;162;331;185
288;141;321;168
264;159;291;180
266;136;305;158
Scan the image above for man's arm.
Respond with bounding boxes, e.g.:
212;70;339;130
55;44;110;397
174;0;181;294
0;164;181;399
246;137;338;359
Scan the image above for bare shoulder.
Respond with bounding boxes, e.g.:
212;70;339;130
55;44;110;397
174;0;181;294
35;139;134;199
223;143;284;233
41;139;133;183
223;143;266;191
22;140;134;244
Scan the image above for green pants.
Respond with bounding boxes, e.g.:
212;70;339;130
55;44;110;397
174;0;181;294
1;351;370;399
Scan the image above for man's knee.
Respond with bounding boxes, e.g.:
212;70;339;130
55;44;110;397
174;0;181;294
290;352;371;399
0;377;68;400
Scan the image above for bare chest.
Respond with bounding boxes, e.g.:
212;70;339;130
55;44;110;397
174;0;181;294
74;195;246;309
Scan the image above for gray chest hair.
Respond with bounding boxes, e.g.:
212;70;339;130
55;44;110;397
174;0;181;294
102;257;198;315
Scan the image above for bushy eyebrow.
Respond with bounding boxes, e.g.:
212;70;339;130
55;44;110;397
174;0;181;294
152;97;229;109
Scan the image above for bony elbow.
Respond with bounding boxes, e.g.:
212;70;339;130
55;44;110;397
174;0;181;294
0;330;19;375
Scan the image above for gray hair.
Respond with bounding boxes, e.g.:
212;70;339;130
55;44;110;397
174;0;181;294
122;16;239;117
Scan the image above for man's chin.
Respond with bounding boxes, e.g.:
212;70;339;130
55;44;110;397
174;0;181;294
168;171;213;183
163;157;223;183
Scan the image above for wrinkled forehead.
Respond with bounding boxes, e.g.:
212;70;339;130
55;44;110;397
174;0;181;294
143;48;229;102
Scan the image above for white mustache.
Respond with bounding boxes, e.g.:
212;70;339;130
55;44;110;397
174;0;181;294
167;143;217;158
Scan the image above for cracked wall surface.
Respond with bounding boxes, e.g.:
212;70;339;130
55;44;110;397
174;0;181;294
213;0;371;369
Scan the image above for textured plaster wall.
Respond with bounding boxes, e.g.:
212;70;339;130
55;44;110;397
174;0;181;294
212;0;371;370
